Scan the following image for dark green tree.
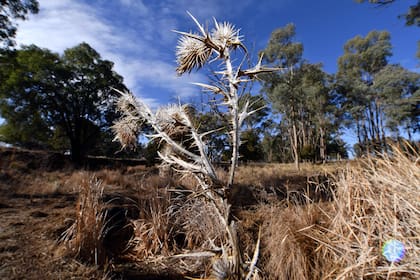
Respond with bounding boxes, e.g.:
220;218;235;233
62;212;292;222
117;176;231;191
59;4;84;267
58;43;127;162
0;0;39;47
0;46;57;148
373;64;420;140
261;23;304;169
337;30;392;154
239;129;264;162
0;43;128;163
261;24;344;166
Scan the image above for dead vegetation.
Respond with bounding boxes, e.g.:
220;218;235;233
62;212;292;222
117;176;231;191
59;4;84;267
0;144;419;279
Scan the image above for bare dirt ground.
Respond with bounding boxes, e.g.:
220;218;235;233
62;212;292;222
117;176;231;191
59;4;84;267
0;148;103;279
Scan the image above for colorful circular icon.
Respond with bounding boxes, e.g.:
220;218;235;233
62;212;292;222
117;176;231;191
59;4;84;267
382;239;405;262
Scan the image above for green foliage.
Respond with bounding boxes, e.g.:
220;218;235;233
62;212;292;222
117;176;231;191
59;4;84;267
337;30;392;81
0;0;39;48
263;23;303;67
326;138;349;159
300;144;316;162
0;43;127;163
239;129;264;162
357;0;420;26
0;45;58;147
337;30;393;153
261;119;293;162
373;64;420;137
261;24;343;165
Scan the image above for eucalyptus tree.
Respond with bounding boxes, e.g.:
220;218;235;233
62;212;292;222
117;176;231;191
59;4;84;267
300;63;340;162
337;30;392;153
261;23;304;169
373;64;420;140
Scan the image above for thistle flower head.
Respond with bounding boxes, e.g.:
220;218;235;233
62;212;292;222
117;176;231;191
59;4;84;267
176;34;212;75
111;89;144;149
156;104;191;138
112;117;141;150
115;90;141;117
211;21;242;51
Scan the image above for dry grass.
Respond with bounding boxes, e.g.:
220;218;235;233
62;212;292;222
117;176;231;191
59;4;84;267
2;145;418;279
124;174;224;275
129;186;173;259
60;175;108;265
241;195;331;280
310;145;420;279
239;145;419;280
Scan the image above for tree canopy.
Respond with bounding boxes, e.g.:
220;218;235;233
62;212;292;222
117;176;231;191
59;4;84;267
0;43;128;163
260;24;344;167
0;0;39;47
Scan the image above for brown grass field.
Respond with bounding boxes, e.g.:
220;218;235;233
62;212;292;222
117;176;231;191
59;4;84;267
0;145;418;279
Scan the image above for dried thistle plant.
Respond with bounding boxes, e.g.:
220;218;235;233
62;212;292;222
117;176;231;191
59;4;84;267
112;12;282;279
173;12;281;188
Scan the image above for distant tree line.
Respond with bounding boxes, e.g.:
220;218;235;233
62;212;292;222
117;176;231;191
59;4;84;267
263;25;420;164
0;0;418;166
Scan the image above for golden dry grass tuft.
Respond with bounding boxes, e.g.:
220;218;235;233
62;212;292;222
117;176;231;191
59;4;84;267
60;175;108;265
310;145;420;279
243;145;419;280
255;202;330;280
125;174;176;260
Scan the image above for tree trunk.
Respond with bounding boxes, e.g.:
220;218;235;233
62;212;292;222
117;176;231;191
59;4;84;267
363;123;370;155
379;107;387;152
70;138;83;165
292;122;300;170
319;126;326;163
70;121;84;166
407;125;412;141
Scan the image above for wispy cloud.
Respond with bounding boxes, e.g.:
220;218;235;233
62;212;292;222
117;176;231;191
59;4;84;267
15;0;226;107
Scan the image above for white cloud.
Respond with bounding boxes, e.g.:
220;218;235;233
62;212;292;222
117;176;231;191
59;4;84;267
15;0;216;108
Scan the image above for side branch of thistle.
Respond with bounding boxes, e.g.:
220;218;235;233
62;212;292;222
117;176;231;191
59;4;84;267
112;88;217;182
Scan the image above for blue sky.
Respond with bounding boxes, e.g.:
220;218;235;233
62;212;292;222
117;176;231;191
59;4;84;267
13;0;420;149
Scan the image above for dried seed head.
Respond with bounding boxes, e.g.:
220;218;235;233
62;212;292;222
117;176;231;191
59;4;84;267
176;35;212;75
112;117;140;150
211;21;242;51
156;104;191;138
